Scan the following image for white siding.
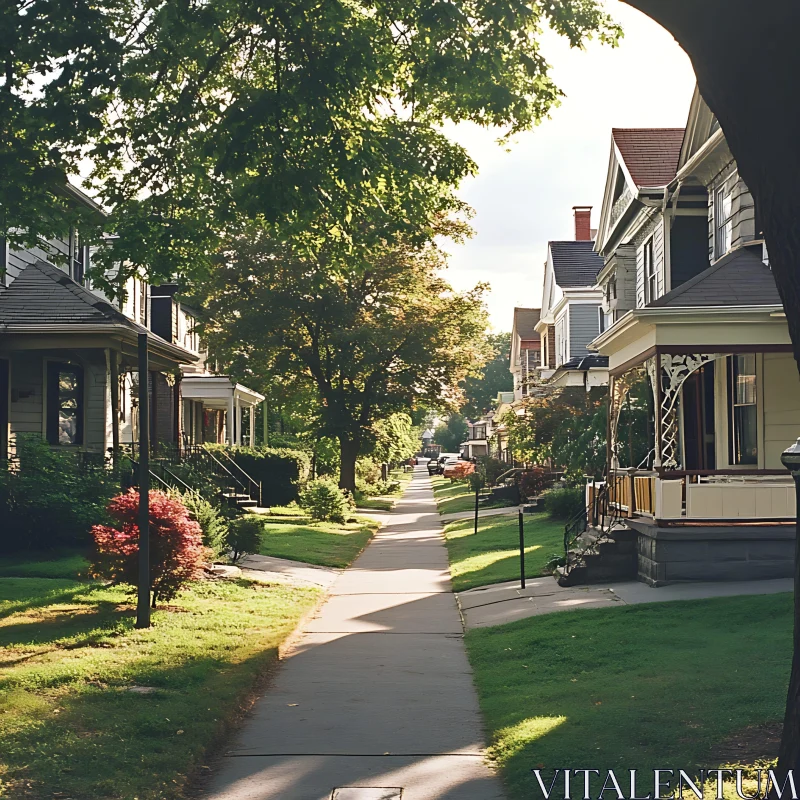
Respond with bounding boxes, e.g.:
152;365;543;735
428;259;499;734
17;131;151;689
763;352;800;469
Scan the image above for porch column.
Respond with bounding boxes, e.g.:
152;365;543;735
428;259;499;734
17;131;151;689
236;399;242;446
227;394;235;446
248;406;254;447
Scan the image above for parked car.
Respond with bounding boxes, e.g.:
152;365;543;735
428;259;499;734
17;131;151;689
429;453;458;475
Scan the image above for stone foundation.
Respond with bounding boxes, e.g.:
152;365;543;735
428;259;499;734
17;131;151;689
625;519;796;586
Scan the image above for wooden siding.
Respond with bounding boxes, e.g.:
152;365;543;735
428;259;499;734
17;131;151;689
6;235;71;286
762;352;800;469
707;163;757;261
568;304;601;359
5;350;109;453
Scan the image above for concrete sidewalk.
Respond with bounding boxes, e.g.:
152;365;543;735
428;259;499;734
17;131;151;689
203;468;505;800
457;575;794;629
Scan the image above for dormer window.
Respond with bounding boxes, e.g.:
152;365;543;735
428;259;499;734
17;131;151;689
643;237;656;304
714;186;732;257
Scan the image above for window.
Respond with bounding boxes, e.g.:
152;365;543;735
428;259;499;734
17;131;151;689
472;425;486;440
46;362;84;446
70;229;88;284
0;236;7;287
598;307;606;334
714;186;733;257
727;354;757;465
643;237;656;304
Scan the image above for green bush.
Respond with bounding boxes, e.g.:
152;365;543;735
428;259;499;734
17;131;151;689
300;477;352;523
355;477;401;497
178;491;230;561
356;458;382;485
543;486;586;520
206;445;311;506
0;435;119;552
227;515;263;563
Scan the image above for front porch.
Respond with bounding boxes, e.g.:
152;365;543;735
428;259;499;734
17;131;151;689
588;298;799;583
180;375;264;447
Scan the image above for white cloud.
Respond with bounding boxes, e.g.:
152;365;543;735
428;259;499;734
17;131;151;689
443;1;697;331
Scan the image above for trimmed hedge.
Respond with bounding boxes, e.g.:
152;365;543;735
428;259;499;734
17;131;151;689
543;486;586;520
205;445;311;506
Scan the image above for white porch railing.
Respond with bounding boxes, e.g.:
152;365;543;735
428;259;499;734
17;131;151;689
594;469;796;522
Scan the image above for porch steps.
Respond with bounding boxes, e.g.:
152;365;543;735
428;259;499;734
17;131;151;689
556;526;637;587
223;492;258;510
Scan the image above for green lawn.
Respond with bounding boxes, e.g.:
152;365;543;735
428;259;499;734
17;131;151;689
444;512;564;591
356;497;394;511
0;553;320;799
430;475;518;516
257;516;379;568
466;594;792;800
430;475;481;515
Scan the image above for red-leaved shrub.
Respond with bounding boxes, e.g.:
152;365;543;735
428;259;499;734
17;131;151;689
444;461;475;481
90;489;208;607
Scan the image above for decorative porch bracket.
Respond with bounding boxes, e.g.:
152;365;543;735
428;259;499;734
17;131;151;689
657;353;727;469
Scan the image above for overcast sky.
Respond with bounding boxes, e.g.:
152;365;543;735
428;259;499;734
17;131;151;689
440;1;697;331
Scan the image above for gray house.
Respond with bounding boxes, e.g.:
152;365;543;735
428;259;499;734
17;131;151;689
535;207;608;390
569;89;798;586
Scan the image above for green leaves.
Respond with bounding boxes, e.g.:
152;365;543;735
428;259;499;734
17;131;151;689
2;0;620;284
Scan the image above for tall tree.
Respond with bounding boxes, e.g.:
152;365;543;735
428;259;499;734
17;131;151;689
616;0;800;773
461;332;513;419
433;414;469;454
2;0;621;285
201;222;489;491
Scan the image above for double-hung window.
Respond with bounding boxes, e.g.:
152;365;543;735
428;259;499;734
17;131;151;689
70;229;88;284
727;354;758;465
643;237;656;304
714;186;733;257
46;362;84;446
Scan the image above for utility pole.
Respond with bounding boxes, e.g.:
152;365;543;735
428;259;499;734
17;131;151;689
136;333;151;628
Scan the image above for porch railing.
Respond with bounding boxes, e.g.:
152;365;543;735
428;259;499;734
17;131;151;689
601;468;795;521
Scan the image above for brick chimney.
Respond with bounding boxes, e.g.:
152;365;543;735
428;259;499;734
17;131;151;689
573;206;592;241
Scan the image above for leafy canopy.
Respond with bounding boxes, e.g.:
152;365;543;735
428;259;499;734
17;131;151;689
2;0;621;283
461;332;513;418
201;220;490;459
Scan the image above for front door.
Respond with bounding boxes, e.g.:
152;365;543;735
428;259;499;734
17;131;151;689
682;362;716;470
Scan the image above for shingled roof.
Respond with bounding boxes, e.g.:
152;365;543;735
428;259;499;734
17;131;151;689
513;307;541;340
612;128;685;188
0;260;135;327
549;240;604;288
0;260;197;362
648;246;781;308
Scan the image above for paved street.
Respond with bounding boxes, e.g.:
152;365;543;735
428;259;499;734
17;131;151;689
203;468;505;800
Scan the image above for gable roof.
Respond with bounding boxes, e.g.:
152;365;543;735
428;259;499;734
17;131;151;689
549;241;604;288
648;246;781;308
612;128;685;188
0;260;197;361
513;307;541;340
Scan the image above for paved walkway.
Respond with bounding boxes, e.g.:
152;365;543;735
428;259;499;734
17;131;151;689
237;554;341;589
457;575;794;629
204;468;505;800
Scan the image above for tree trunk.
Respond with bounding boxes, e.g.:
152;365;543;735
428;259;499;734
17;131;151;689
622;0;800;775
338;435;360;493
